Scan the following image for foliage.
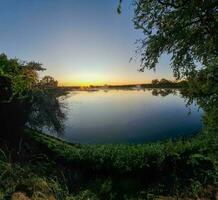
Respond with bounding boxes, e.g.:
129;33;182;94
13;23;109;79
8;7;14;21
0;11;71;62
27;89;65;133
158;78;171;84
39;76;58;89
132;0;218;79
151;79;159;85
151;88;177;97
0;149;73;200
0;128;217;199
149;79;187;90
0;53;64;136
0;53;44;100
25;129;218;194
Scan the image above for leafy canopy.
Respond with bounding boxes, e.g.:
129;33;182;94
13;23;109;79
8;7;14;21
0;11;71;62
0;53;45;100
0;53;64;134
132;0;218;79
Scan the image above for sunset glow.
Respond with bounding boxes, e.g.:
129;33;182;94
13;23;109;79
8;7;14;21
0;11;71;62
0;0;173;86
58;73;152;86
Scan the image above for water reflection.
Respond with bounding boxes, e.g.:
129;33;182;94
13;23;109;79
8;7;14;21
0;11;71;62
54;88;203;144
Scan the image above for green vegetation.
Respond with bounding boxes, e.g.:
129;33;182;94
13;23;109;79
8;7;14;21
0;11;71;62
0;53;65;140
150;79;187;88
0;139;98;200
0;128;217;199
0;0;218;199
132;0;218;80
25;129;218;177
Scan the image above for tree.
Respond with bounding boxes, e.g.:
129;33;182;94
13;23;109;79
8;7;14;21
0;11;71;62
159;78;171;84
0;76;12;101
133;0;218;80
0;54;64;140
151;79;159;85
0;54;46;99
39;76;58;88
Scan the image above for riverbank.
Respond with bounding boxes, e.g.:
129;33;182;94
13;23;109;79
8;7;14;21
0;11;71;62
0;129;217;199
24;129;217;175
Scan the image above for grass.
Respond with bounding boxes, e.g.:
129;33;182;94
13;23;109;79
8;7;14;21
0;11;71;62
25;129;218;174
0;129;217;199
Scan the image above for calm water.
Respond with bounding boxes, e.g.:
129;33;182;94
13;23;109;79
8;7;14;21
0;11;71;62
57;89;202;144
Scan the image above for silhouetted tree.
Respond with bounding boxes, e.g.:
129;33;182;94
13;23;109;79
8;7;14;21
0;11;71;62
39;76;58;88
132;0;218;81
159;78;172;84
0;54;64;141
151;79;159;85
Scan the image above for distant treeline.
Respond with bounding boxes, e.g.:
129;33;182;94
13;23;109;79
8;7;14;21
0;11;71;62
148;78;188;88
58;79;187;90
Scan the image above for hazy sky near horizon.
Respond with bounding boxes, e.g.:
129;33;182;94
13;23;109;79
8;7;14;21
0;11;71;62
0;0;173;86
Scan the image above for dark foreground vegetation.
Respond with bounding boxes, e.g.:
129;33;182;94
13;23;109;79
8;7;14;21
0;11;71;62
1;0;218;199
0;127;217;200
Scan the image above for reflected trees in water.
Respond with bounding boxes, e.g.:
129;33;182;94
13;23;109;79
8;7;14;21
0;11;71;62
0;54;65;142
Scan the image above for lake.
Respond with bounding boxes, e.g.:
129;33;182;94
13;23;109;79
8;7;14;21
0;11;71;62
56;88;202;144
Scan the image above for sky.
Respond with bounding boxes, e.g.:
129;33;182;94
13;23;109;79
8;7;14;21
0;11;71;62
0;0;174;86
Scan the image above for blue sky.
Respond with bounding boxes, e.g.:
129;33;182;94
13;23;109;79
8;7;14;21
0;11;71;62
0;0;173;85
